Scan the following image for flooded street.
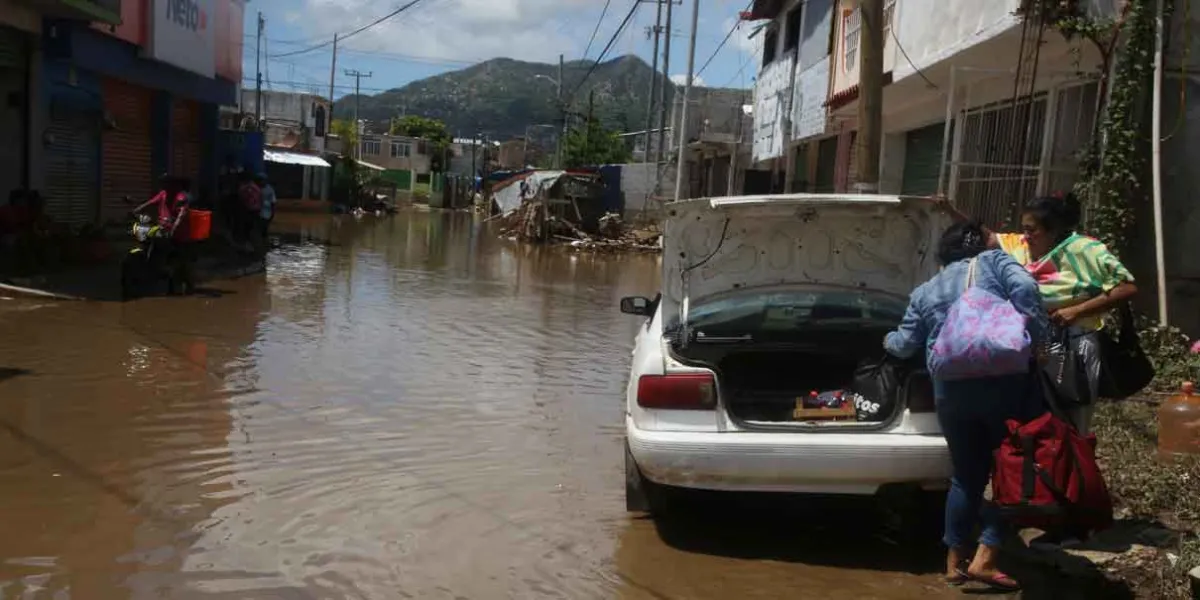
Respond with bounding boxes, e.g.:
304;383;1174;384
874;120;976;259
0;210;959;599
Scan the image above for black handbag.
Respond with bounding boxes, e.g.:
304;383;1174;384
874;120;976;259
1097;304;1156;400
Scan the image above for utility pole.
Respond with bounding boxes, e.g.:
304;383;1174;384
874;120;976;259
656;0;676;164
255;12;264;127
327;33;338;133
855;0;884;192
673;0;700;201
643;0;664;163
556;54;565;169
344;69;372;159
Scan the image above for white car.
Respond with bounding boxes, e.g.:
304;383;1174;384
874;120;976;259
622;193;954;514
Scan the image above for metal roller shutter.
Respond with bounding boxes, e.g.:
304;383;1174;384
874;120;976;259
44;112;98;226
901;121;950;196
101;78;154;223
814;137;838;193
0;26;27;70
171;98;202;187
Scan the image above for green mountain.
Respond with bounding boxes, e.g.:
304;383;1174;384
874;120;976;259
333;54;681;140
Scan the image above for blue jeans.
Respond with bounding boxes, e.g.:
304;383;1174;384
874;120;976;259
935;373;1040;549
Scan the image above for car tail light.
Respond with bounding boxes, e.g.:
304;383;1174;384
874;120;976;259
906;372;936;413
637;374;717;410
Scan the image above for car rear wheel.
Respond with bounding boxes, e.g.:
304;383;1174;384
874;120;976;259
625;442;671;515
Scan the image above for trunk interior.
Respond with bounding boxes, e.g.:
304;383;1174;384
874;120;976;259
674;330;914;428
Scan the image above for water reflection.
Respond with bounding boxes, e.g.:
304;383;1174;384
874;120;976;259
0;209;962;598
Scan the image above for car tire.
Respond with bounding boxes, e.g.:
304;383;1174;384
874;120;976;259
625;442;671;515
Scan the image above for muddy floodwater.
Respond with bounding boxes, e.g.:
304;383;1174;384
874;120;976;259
0;210;963;599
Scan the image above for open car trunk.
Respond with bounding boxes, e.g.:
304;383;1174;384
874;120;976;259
658;194;946;430
673;329;926;429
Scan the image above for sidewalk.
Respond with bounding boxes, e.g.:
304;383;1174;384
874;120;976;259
0;240;266;301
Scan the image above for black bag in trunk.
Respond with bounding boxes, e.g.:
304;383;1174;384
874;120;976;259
849;356;907;421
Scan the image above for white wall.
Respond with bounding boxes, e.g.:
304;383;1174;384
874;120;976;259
620;163;670;220
753;53;795;162
891;0;1021;82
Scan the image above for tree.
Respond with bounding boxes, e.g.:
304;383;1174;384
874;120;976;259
390;115;452;171
562;116;631;168
331;119;359;152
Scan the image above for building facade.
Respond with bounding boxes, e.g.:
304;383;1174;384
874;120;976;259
748;0;1106;225
747;0;1200;335
4;0;246;227
2;0;122;211
239;89;331;201
356;133;433;193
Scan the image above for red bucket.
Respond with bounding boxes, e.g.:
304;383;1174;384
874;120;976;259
178;209;212;242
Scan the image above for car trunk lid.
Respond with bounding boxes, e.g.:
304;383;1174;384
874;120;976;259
661;194;947;335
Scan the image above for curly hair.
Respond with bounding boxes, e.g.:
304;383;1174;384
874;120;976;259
1024;192;1082;239
937;220;989;266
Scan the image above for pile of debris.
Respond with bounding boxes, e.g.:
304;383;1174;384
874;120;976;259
498;207;661;253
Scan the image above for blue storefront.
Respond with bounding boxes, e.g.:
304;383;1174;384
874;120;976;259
40;18;235;226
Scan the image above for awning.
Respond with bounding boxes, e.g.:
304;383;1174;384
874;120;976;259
264;150;332;168
357;160;386;172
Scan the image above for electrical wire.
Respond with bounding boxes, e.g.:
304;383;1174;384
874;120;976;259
890;26;937;89
272;0;431;59
696;2;753;80
582;0;614;60
569;1;640;101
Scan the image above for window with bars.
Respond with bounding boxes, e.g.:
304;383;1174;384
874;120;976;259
390;141;412;158
948;81;1099;229
361;139;381;156
843;9;860;73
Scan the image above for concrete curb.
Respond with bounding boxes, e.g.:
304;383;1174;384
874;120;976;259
1189;565;1199;598
0;282;83;301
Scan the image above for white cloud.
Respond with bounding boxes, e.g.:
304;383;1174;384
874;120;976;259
671;74;706;86
297;0;616;64
726;16;762;57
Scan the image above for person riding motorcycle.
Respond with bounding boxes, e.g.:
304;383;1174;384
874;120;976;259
135;174;190;231
127;175;195;294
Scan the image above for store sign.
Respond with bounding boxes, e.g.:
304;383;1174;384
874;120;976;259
147;0;216;78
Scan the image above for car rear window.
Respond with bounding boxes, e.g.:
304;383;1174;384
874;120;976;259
682;289;907;338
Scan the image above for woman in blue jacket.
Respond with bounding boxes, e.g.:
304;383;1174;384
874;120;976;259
885;221;1049;591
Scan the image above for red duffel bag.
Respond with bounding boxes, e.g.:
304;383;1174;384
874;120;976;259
992;411;1114;537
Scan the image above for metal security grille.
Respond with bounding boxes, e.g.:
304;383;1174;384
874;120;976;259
938;66;1100;230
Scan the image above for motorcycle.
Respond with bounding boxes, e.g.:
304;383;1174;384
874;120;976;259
120;210;193;300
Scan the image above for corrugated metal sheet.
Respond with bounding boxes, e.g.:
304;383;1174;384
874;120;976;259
101;78;153;222
44;113;97;226
171;97;201;186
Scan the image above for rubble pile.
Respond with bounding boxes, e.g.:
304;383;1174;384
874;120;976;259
498;207;661;253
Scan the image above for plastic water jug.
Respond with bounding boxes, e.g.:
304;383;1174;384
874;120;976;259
1158;382;1200;459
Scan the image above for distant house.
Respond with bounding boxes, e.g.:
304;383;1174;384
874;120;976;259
356;133;434;193
235;90;333;201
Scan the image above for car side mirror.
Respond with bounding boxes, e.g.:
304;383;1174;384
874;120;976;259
620;296;654;317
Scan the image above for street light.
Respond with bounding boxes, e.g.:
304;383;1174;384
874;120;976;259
524;124;557;167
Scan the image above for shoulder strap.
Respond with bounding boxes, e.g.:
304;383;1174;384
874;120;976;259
964;258;978;293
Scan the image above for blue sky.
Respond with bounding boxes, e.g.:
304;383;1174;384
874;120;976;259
242;0;763;101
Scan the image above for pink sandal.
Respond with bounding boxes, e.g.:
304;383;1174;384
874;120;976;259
969;571;1021;591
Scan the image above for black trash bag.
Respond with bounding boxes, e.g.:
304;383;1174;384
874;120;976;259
1098;304;1156;400
1042;326;1092;408
849;356;907;422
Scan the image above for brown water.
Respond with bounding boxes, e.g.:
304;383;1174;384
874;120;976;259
0;209;959;599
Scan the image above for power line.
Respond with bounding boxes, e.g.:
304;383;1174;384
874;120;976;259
582;0;614;60
696;2;751;80
890;26;937;89
569;1;640;100
272;0;431;59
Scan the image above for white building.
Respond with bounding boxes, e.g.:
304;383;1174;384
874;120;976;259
748;0;1112;229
